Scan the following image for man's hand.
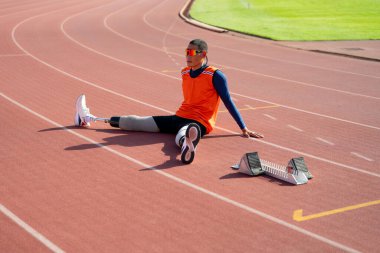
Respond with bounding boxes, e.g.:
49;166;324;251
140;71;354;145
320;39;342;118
242;128;264;138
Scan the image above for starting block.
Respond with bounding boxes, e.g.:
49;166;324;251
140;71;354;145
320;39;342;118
231;152;313;185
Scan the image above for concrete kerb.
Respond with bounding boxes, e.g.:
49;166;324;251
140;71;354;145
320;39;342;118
178;0;227;33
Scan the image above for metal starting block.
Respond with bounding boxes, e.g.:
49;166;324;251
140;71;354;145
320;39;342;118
231;152;313;185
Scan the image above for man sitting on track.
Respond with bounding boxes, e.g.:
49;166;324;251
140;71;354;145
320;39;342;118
75;39;263;164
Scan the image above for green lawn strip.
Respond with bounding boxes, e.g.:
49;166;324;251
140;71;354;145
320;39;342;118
189;0;380;41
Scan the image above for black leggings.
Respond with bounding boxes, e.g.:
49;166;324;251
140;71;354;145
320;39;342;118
153;115;207;136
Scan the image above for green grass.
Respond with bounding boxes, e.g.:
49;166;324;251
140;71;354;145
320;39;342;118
189;0;380;41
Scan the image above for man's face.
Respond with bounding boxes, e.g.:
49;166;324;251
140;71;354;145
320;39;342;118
185;44;205;69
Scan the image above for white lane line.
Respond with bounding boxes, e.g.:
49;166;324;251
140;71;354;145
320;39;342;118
287;124;304;132
316;137;335;146
160;7;181;67
232;92;380;131
351;152;374;162
104;2;160;52
215;44;380;80
0;92;360;253
0;204;65;253
263;114;277;120
13;0;380;179
224;65;380;100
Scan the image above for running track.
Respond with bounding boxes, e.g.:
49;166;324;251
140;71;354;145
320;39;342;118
1;0;379;252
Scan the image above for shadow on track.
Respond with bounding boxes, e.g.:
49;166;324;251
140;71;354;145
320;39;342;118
39;126;186;170
39;127;246;171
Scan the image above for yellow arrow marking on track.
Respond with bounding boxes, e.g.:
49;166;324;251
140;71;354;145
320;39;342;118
293;200;380;222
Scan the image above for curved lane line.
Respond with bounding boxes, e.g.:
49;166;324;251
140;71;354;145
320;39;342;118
0;204;65;253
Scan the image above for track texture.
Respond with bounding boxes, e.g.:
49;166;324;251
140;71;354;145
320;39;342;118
1;1;379;252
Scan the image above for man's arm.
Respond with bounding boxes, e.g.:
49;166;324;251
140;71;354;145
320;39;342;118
213;70;263;138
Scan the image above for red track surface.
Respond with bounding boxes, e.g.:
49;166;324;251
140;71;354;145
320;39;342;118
1;1;379;252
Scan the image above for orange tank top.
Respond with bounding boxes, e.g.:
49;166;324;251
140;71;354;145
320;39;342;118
175;66;220;134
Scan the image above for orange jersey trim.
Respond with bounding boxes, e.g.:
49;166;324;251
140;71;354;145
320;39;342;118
176;66;220;134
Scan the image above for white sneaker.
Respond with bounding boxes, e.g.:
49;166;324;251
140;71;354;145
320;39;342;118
181;123;201;164
74;94;95;127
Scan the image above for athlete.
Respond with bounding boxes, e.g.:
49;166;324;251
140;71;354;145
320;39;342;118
75;39;263;164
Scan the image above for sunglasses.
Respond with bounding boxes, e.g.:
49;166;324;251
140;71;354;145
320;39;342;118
185;49;203;56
